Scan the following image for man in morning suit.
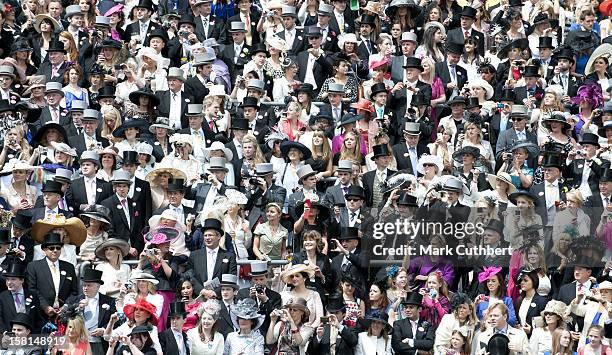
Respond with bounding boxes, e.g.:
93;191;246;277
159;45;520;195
323;160;354;207
36;39;69;84
194;0;223;43
391;293;435;355
216;274;239;337
121;151;153;226
474;303;529;355
276;6;305;56
65;151;113;216
67;109;110;157
316;4;340;53
391;32;418;83
26;233;78;320
101;171;144;253
434;42;468;101
156;68;194;131
236;261;282;336
123;0;160;44
0;262;41;333
30;180;74;223
159;302;190;355
363;145;397;208
36;82;70;127
392;122;430;176
9;211;35;263
287;165;324;222
446;7;485;56
66;268;116;355
329;227;367;297
564;133;607;198
297;26;334;96
584;169;612;233
308;294;359;355
389;57;433;124
153;179;195;225
220;22;251;83
556;258;594;331
187;218;237;298
188;157;228;213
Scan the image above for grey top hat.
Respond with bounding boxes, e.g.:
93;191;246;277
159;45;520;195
111;170;132;185
511;105;529;116
54;168;72;182
256;163;274;175
337;160;353;172
167;67;185;81
220;274;239;289
208;156;228;171
45;82;64;95
401;31;418;42
186;104;204;116
82;109;100;121
282;5;298;17
193;52;216;66
443;177;464;192
297;164;316;181
70;100;87;112
318;3;334;15
65;5;83;17
249;260;268;275
403;122;420;135
229;21;247;32
203;38;220;48
247;79;265;92
0;66;15;79
328;83;345;94
80;150;100;165
95;16;110;27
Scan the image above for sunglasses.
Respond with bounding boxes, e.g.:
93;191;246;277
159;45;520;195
346;198;361;202
47;246;62;251
423;163;436;167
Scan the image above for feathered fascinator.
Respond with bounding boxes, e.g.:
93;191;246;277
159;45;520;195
381;172;417;194
450;292;472;311
478;266;502;283
571;83;604;108
58;302;84;325
465;113;483;127
198;299;221;320
387;265;399;279
562;225;580;239
570;235;605;253
518;233;543;253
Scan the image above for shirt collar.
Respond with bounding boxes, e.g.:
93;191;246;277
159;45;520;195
206;246;219;254
46;258;58;269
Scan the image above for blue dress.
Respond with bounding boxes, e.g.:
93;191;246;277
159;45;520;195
475;296;518;326
64;89;87;111
510;165;534;189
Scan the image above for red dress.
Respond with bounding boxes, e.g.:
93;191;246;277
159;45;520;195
182;301;202;332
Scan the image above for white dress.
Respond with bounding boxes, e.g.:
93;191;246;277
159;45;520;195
186;329;224;355
96;262;132;298
355;332;393;355
223;331;265;355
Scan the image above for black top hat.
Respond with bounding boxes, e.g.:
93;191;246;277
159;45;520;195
466;97;482;109
326;294;346;313
97;85;116;100
250;43;269;57
371;144;391;160
122;150;138;165
47;38;67;53
305;26;323;37
448;96;467;105
201;218;223;235
231;118;249;130
81;268;104;284
484;220;504;235
397;192;418;207
0;229;10;245
345;185;366;200
370;82;388;99
460;6;477;19
508;0;522;6
554;47;575;63
580;132;600;147
359;14;377;26
402;292;423;306
169;301;187;316
149;28;168;43
166;178;186;192
537;36;554;49
602;169;612;182
240;96;260;109
403;57;423;71
178;13;196;28
446;41;463;54
4;262;26;278
42;180;64;197
129;87;160;106
98;39;122;50
338;227;359;240
134;0;154;10
42;233;63;248
0;100;15;113
11;210;32;230
487;334;510;355
541;154;562;169
523;65;541;77
10;313;33;331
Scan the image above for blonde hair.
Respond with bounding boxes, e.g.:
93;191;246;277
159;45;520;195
100;106;123;137
521;245;548;276
464;122;483;143
566;190;584;206
242;134;266;169
419;57;437;83
66;316;89;343
339;130;363;163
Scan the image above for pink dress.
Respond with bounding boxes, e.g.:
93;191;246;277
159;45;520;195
430;76;446;141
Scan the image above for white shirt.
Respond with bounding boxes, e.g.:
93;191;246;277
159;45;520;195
515;129;527;141
168;90;183;130
46;258;60;297
234;42;244;64
84;294;99;334
138;20;150;40
404;79;418;105
304;53;318;89
285;28;296;48
117;194;131;228
348;208;360;227
173;329;186;355
206;246;219;281
169;204;184;223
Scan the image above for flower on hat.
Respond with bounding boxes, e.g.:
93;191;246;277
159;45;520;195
478;266;502;283
149;233;167;245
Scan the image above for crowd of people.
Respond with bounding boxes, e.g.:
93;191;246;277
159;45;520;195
2;0;612;353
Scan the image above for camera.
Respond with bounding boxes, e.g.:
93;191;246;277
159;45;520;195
272;309;285;317
8;139;16;146
576;149;587;156
504;152;513;160
178;30;189;38
329;239;337;250
175;142;185;148
249;177;261;186
320;316;329;324
255;284;265;293
145;248;159;257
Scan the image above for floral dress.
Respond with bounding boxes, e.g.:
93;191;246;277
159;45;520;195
224;331;264;355
316;76;360;103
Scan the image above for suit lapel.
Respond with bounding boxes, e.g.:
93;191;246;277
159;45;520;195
114;196;130;228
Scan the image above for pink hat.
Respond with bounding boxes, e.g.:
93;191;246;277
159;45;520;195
104;3;124;17
369;57;390;70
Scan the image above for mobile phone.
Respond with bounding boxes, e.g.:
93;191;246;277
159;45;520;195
320;316;329;324
514;209;521;216
329;239;337;250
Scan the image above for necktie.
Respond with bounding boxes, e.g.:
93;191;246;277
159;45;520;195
464;30;469;39
58;199;65;210
13;293;22;311
606;197;610;207
342;186;348;194
52;66;58;78
334;107;340;121
121;198;127;208
562;74;568;91
450;65;457;82
350;212;357;223
578;283;584;292
172;93;177;101
202;17;208;27
52;107;59;122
